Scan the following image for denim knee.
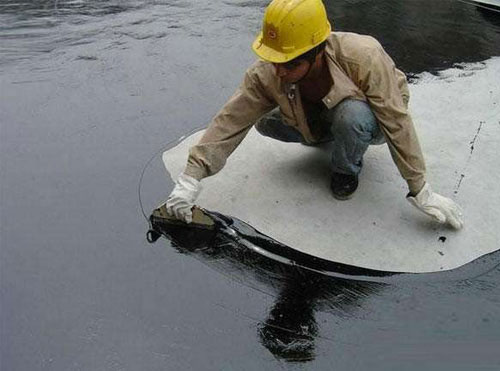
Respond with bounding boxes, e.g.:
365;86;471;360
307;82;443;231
255;109;305;143
325;99;384;144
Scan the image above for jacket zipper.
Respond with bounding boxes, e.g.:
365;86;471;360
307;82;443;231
288;83;314;143
287;83;298;123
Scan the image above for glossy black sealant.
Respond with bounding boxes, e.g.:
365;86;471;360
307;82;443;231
1;0;500;369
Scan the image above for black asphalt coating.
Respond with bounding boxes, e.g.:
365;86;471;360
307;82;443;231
1;0;500;369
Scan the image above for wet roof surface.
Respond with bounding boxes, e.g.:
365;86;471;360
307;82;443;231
1;0;500;369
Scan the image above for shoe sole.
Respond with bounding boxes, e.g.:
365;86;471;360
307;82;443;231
331;192;355;201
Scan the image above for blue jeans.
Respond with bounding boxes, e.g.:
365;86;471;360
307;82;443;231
255;99;385;176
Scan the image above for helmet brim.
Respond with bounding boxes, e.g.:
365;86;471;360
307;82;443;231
251;32;308;63
252;30;331;63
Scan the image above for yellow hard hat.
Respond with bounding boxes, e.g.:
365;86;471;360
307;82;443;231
252;0;332;63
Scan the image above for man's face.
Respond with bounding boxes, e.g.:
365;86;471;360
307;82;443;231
272;58;311;84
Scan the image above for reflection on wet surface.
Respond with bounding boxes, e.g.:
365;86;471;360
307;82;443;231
257;274;380;362
151;211;385;362
151;211;500;362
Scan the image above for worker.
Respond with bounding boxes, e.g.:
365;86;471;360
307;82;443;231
165;0;464;229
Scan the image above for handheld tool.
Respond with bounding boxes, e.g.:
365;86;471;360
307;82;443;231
147;204;215;244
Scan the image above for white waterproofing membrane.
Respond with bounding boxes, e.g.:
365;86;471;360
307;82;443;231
163;58;500;273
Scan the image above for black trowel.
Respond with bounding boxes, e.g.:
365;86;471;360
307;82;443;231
147;204;216;245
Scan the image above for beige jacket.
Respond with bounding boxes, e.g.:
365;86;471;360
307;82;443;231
184;32;426;194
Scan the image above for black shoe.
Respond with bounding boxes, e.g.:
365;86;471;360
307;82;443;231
330;172;358;200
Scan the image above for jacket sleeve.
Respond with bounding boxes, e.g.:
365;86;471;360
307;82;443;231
356;43;426;194
184;65;276;180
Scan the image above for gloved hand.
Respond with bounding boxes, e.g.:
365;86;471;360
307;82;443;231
407;183;464;229
166;173;201;223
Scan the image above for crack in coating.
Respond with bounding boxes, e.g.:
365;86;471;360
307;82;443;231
454;120;484;194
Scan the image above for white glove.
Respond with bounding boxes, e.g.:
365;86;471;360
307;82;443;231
166;173;201;223
407;183;464;229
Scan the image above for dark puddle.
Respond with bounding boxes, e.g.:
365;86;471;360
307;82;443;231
327;0;500;76
149;212;386;361
149;211;500;362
